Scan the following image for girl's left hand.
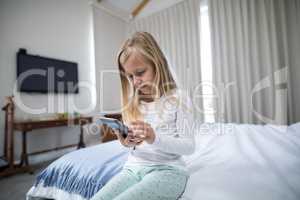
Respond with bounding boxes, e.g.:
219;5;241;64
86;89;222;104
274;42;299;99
130;120;155;144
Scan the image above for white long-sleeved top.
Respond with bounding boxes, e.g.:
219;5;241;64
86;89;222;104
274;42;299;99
124;89;196;171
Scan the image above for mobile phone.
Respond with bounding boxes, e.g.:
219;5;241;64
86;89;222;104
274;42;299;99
96;117;129;138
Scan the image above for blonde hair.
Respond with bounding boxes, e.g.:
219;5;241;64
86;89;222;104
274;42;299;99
117;32;177;123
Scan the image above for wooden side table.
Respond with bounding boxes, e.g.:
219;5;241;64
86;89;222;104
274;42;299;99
14;117;93;169
1;96;93;177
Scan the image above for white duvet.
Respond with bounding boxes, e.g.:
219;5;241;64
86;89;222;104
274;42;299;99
181;123;300;200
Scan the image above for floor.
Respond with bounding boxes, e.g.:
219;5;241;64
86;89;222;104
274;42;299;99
0;161;52;200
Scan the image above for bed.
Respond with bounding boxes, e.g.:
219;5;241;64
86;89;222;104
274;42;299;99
27;122;300;200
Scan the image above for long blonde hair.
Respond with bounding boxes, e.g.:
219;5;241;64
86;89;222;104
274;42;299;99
117;32;177;123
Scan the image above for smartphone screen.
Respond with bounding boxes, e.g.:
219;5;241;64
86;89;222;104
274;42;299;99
96;117;128;138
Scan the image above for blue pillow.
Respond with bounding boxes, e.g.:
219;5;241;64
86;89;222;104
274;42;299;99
34;141;129;199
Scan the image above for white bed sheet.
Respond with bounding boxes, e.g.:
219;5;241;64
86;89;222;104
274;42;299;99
181;123;300;200
27;123;300;200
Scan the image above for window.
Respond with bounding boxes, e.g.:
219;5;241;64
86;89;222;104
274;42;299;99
200;1;214;122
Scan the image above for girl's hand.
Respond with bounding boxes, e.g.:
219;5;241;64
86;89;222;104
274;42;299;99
114;129;143;147
130;120;155;144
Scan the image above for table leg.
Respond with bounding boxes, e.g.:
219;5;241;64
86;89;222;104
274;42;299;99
78;124;85;149
20;131;29;167
18;131;33;174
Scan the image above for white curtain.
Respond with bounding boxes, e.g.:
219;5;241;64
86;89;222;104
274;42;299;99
127;0;204;121
285;0;300;123
208;0;298;124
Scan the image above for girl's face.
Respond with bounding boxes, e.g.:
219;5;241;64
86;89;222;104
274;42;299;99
123;52;155;96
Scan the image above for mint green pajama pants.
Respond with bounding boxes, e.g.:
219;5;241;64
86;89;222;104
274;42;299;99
90;165;188;200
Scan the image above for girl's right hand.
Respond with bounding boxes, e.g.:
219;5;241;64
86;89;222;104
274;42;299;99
114;129;143;147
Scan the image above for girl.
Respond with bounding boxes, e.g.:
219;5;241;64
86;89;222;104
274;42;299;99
91;32;195;200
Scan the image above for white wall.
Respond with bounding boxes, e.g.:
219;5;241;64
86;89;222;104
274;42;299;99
0;0;98;163
92;6;127;114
